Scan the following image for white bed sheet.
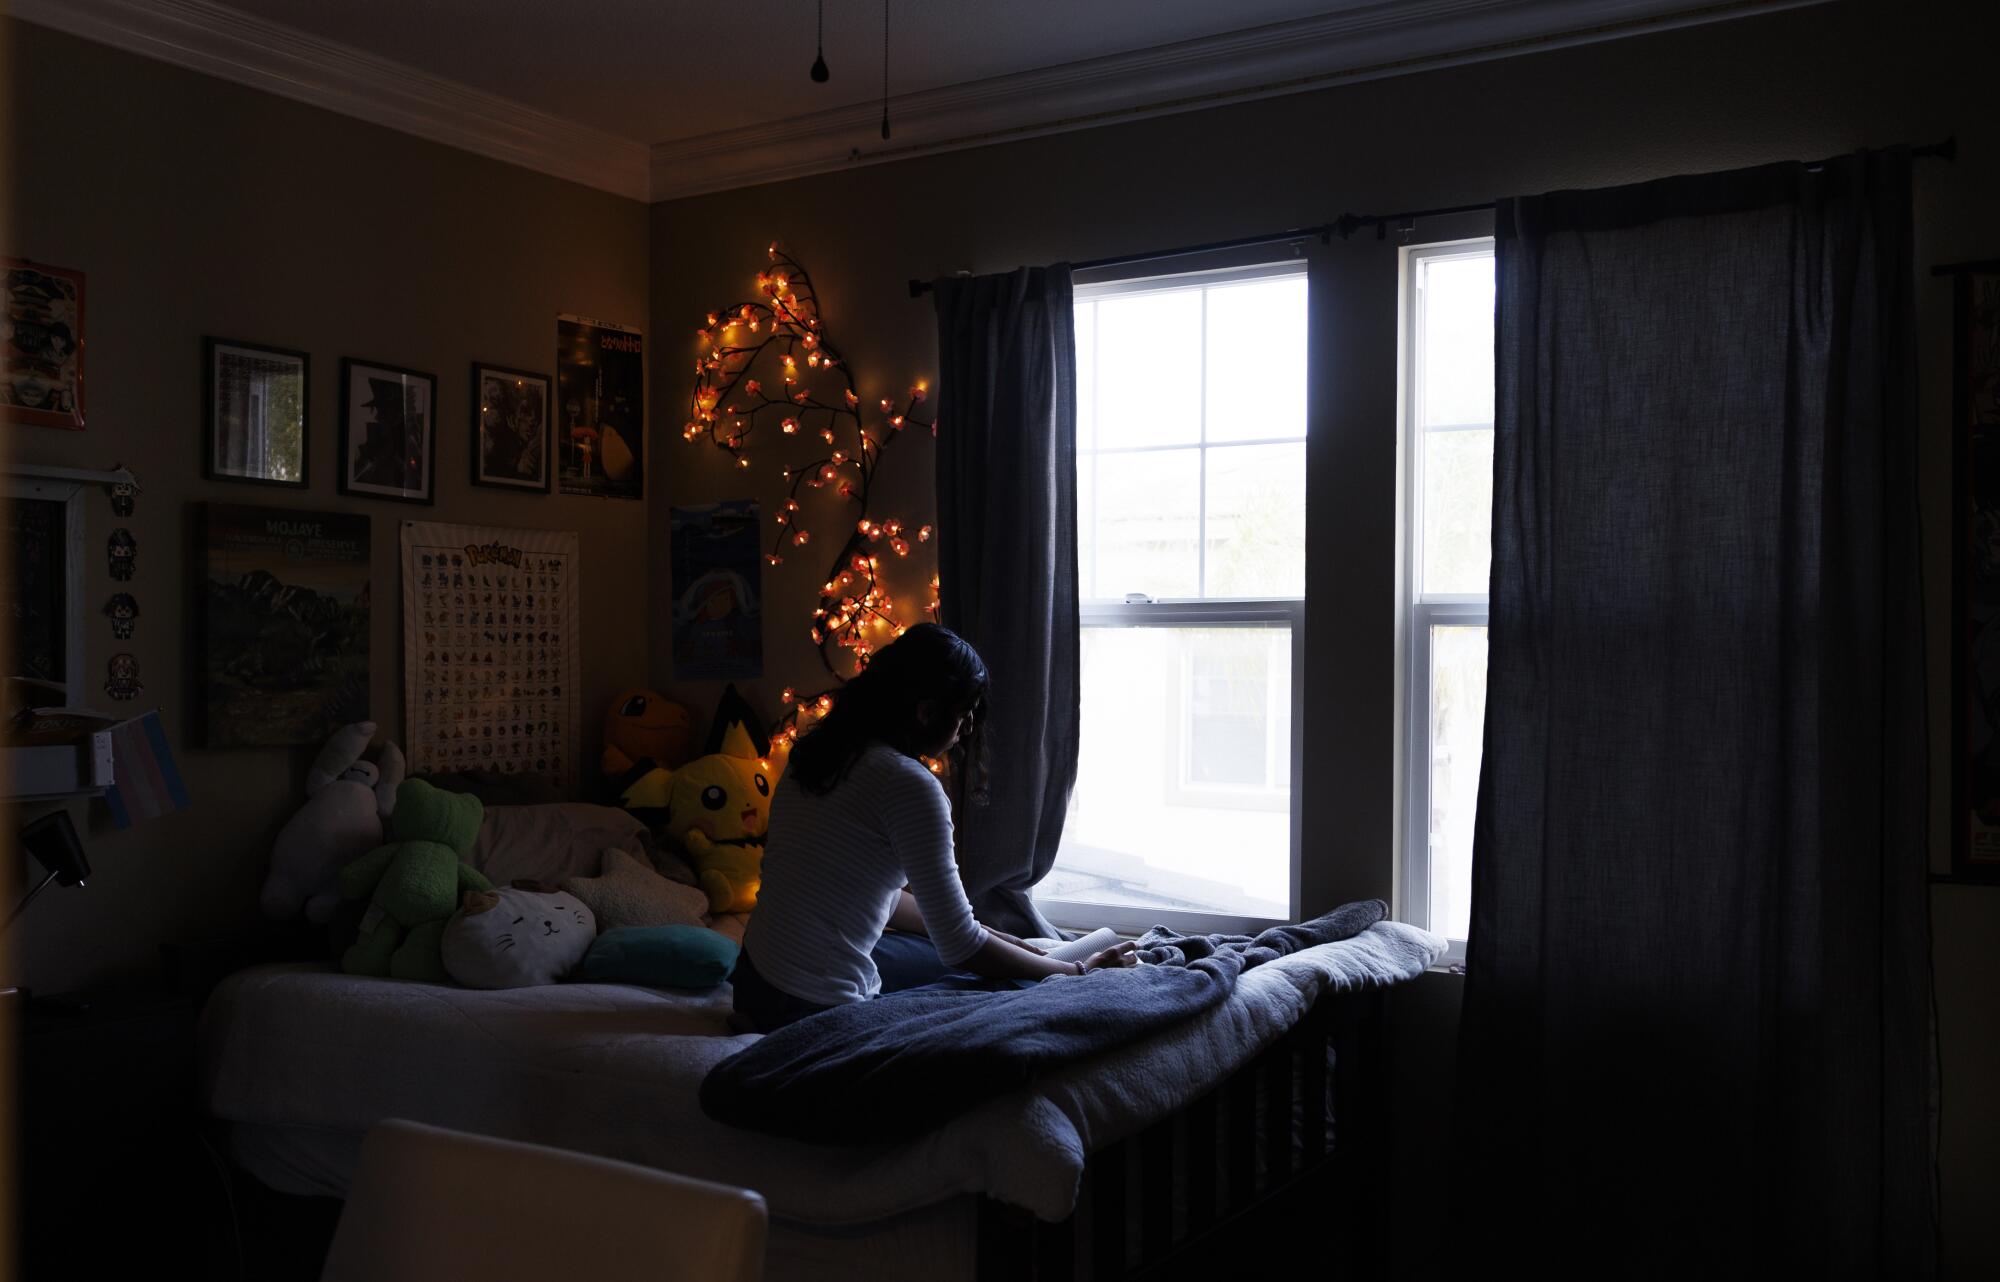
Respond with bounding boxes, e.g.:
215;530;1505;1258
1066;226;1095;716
199;921;1443;1228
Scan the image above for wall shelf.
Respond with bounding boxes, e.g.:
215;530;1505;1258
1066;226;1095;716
2;735;115;803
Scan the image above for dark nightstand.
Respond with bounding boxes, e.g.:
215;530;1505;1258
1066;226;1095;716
14;987;235;1278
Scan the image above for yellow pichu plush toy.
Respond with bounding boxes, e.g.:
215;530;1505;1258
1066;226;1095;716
622;716;776;913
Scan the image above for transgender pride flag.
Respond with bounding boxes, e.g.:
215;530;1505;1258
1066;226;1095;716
103;711;190;828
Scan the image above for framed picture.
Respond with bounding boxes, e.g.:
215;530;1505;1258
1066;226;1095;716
204;337;309;487
199;502;370;746
339;358;437;504
3;258;85;429
470;362;552;492
1949;259;2000;882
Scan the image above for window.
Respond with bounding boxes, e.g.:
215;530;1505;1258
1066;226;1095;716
1037;261;1307;935
1400;240;1495;958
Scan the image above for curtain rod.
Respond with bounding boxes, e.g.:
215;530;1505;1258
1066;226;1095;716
907;137;1955;298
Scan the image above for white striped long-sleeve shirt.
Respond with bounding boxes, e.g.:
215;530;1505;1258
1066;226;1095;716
742;742;986;1005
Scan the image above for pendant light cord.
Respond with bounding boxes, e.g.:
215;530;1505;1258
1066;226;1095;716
880;0;891;140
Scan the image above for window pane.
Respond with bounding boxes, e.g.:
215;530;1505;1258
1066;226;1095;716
1428;624;1487;942
1420;427;1493;595
1074;300;1096;452
1189;629;1273;785
1048;625;1292;918
1095;290;1202;449
1205;442;1305;598
1094;449;1199;599
1205;276;1308;442
1419;255;1494;428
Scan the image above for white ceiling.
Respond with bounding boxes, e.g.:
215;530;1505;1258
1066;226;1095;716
217;0;1367;144
14;0;1823;200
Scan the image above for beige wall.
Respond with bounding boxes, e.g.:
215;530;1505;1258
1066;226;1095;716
649;1;1996;1274
2;21;650;994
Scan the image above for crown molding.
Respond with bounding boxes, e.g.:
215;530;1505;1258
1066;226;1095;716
7;0;651;201
8;0;1822;205
649;0;1826;201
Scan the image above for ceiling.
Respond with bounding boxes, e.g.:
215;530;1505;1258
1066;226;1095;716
218;0;1374;144
15;0;1822;200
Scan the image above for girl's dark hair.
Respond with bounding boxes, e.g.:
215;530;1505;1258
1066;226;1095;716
787;622;990;798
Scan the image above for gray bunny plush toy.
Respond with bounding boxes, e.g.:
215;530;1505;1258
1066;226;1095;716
261;721;406;924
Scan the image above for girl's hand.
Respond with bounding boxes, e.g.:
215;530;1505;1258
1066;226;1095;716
1080;940;1140;972
988;928;1046;955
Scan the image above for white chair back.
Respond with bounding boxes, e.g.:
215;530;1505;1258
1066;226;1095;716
321;1118;766;1282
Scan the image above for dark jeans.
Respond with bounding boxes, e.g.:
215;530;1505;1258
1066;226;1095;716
731;930;1032;1033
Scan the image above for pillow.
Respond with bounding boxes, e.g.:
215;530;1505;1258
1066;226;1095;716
575;925;740;990
467;803;651;886
442;883;598;988
646;840;699;887
412;769;563;807
561;847;710;932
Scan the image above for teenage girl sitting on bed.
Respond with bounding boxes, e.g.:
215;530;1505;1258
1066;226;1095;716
733;623;1139;1033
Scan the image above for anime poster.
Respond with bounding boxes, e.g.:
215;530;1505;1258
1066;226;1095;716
1956;265;2000;879
671;501;763;680
200;503;370;747
402;520;581;795
556;313;643;500
3;259;85;429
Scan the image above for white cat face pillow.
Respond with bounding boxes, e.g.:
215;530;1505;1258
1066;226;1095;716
442;883;597;988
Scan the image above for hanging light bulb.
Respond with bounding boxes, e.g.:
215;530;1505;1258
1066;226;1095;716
810;0;830;82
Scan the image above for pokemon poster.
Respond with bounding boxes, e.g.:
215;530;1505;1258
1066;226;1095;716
670;501;763;680
402;520;581;795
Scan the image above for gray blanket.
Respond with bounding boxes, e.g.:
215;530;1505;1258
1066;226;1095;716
699;898;1387;1144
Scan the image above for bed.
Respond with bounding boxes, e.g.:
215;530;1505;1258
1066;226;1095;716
198;803;1442;1279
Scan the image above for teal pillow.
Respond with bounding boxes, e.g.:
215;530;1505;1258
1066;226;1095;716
576;925;740;989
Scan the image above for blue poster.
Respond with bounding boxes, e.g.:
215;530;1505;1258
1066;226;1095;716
670;500;763;680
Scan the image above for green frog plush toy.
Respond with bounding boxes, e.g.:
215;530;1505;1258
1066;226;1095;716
338;779;491;982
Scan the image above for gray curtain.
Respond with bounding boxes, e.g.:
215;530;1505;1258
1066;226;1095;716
1454;150;1934;1278
932;266;1078;939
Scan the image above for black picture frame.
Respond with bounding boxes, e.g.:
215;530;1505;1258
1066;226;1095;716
338;357;438;505
469;362;553;493
203;337;309;488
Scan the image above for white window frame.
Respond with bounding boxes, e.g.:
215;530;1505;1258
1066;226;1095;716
1398;237;1494;965
1040;257;1308;938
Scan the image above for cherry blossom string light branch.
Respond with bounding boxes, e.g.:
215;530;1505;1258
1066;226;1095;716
684;245;940;754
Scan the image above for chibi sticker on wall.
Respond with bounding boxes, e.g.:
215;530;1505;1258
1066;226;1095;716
107;474;138;517
105;653;142;701
104;593;139;639
108;527;136;580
